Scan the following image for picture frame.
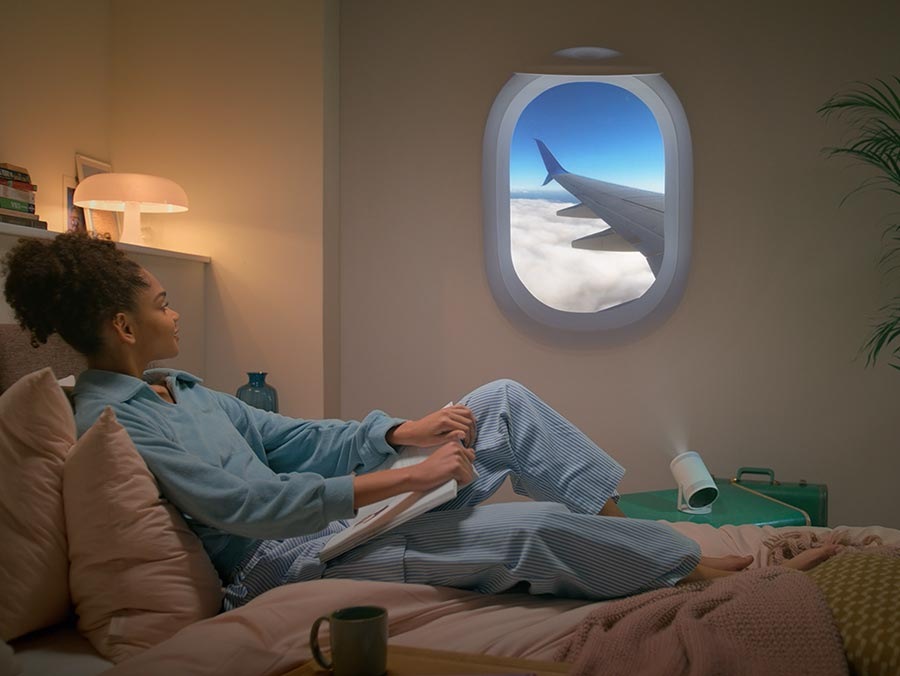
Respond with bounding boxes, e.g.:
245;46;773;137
74;153;121;241
62;175;86;233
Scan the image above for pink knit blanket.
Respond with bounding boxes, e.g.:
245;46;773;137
555;567;847;676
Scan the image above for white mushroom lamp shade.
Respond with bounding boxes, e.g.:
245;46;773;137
73;173;189;244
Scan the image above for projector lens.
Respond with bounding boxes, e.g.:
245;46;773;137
689;486;718;508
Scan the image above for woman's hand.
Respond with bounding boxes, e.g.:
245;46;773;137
352;441;477;509
405;441;477;492
387;405;477;448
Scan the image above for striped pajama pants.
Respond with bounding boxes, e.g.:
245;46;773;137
222;379;701;609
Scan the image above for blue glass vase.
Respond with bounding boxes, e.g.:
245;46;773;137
236;372;279;413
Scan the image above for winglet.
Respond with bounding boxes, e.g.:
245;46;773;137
535;139;568;186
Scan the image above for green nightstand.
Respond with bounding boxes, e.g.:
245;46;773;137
618;478;811;527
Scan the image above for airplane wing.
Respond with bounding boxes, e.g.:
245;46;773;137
535;139;665;276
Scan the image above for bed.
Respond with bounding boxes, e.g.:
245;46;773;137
2;322;898;676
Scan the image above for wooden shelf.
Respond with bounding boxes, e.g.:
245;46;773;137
0;222;210;263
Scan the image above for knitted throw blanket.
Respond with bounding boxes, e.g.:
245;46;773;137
555;567;847;676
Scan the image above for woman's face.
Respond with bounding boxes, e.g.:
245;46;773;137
131;269;180;362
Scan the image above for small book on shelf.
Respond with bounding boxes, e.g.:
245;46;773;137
0;216;48;230
0;196;35;213
318;402;468;562
0;163;31;183
0;184;35;203
0;162;29;174
0;178;37;192
0;206;39;221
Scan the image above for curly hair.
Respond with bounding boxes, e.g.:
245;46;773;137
2;233;149;355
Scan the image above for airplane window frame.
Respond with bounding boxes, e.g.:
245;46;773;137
483;72;692;340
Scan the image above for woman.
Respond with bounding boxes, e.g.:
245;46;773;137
2;234;831;609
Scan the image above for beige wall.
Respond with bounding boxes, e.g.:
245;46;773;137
339;0;900;527
323;0;342;417
0;1;205;374
0;0;111;232
0;0;332;414
5;0;897;528
108;0;337;417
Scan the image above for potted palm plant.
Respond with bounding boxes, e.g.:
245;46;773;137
819;77;900;369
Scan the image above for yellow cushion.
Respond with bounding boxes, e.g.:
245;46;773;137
807;551;900;676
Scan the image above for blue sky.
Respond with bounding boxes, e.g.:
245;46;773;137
510;82;665;195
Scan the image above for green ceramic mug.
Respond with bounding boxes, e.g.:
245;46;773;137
309;605;388;676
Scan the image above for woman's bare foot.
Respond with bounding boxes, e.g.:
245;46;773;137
679;546;837;584
679;564;734;583
781;544;839;571
700;554;754;571
678;555;753;584
599;498;626;517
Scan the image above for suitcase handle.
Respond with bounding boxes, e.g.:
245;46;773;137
734;466;779;485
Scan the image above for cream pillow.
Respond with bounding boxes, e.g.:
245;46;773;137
64;407;224;663
0;367;74;641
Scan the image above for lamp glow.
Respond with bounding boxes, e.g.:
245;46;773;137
73;173;189;244
670;451;718;514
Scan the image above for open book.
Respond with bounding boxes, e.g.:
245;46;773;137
318;403;468;562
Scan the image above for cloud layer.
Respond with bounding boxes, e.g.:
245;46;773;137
510;198;654;312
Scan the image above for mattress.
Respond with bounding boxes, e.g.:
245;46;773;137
100;522;900;676
8;522;900;676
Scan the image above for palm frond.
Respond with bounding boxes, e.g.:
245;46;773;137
862;305;900;368
878;238;900;270
819;77;900;122
825;147;900;186
822;76;900;368
822;116;900;188
832;175;895;206
884;225;900;255
851;119;900;154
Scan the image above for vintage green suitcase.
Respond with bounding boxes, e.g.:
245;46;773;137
618;478;810;528
731;467;828;527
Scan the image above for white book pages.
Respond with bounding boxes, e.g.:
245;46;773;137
318;403;466;562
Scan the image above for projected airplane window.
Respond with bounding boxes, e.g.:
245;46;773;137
483;69;692;338
510;83;664;313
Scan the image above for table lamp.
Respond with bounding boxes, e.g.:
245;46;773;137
670;450;719;514
73;173;189;244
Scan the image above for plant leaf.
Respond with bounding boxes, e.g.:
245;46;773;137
822;76;900;367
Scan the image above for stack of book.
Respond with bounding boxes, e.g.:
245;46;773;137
0;162;47;230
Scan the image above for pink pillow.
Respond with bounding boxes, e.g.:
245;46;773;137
64;407;223;662
0;368;74;641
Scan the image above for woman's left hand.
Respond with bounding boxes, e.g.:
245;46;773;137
387;405;477;448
